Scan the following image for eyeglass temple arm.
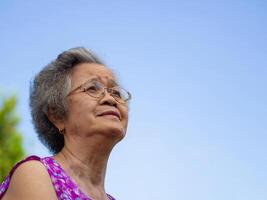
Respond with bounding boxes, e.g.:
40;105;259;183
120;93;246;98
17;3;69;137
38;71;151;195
67;85;83;97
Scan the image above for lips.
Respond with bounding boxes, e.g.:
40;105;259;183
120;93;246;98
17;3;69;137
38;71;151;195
97;110;121;120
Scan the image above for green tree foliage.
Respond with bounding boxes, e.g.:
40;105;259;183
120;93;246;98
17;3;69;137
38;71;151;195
0;95;25;182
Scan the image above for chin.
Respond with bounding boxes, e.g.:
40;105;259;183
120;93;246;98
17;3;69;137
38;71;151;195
105;126;126;140
94;117;127;140
94;122;124;139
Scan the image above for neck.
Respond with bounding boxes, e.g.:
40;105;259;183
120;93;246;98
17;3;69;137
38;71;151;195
54;134;116;191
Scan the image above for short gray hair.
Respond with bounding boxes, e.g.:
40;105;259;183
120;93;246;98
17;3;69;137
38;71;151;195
30;47;104;154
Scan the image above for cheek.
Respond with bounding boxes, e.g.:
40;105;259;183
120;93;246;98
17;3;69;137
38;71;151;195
121;107;129;127
67;98;96;120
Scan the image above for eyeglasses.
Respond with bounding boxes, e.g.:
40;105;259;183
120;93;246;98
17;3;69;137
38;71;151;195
67;80;132;104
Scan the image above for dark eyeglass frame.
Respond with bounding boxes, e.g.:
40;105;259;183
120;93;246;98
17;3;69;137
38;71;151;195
67;80;132;104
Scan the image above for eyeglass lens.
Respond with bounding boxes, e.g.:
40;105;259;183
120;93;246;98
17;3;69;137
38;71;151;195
84;81;130;103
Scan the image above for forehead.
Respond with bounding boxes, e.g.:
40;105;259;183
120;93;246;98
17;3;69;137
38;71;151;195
70;63;116;86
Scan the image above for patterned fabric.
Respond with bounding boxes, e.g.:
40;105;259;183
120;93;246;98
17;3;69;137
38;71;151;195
0;156;116;200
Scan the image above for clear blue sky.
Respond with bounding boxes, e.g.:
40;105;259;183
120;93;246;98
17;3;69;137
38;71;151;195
0;0;267;199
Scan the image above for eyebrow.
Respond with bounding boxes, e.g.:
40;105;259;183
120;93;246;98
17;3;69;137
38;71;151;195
86;76;119;87
108;79;119;87
68;76;120;96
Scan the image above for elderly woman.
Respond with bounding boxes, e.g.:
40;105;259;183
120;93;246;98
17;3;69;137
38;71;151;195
0;47;131;200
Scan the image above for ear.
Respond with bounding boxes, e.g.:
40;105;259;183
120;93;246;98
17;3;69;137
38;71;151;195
46;106;65;131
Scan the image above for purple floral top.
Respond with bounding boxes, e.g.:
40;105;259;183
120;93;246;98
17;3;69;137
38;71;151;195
0;156;116;200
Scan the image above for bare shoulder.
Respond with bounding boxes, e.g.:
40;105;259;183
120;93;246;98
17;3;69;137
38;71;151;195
2;160;57;200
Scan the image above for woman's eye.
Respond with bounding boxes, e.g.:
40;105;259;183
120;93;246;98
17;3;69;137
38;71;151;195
86;85;98;92
113;90;121;98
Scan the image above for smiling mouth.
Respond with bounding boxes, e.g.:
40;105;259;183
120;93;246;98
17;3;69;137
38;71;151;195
97;111;121;120
101;114;120;119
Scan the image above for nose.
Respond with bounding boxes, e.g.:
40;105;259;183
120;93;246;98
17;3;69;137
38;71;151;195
99;88;117;106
